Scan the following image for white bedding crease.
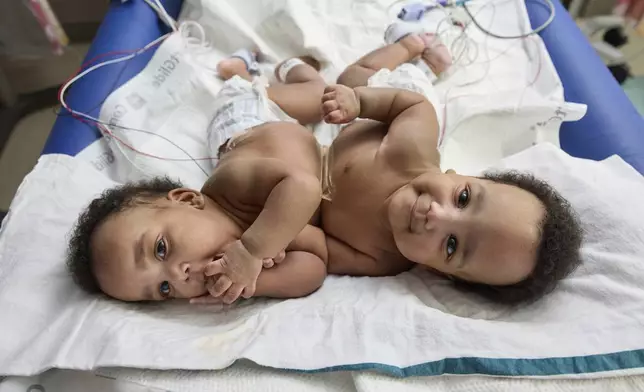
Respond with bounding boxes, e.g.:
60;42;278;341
3;0;644;389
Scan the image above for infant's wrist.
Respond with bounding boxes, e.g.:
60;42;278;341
239;235;263;261
353;87;364;117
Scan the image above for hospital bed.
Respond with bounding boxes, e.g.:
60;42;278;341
11;0;643;390
45;0;644;173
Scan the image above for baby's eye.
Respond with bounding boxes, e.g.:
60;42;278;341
456;187;470;208
159;281;171;298
446;235;458;259
155;238;167;260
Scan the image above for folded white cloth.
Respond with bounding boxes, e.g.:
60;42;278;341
2;144;644;378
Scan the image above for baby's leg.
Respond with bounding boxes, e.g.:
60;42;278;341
338;37;424;88
217;49;258;82
217;52;325;125
267;57;326;124
254;223;327;298
338;24;451;88
254;251;327;298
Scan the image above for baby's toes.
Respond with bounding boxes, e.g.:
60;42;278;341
419;37;452;74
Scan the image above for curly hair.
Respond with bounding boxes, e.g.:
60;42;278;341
452;171;584;305
67;177;183;294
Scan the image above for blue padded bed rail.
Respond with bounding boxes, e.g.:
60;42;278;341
526;0;644;173
43;0;183;156
45;0;644;174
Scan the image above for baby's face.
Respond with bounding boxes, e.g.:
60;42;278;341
90;190;239;301
388;171;544;286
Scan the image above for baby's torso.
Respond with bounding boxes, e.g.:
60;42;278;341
204;122;327;262
219;122;321;178
321;120;413;267
217;121;323;226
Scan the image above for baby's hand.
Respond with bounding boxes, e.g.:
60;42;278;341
189;250;285;305
203;240;263;304
322;85;360;124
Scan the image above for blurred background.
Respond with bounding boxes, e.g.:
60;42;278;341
0;0;643;220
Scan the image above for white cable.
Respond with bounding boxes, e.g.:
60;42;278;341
142;0;178;31
155;0;178;31
463;0;556;39
59;33;170;122
141;0;162;16
59;21;216;177
59;33;170;175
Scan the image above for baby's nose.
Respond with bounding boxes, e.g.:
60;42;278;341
425;201;459;228
176;262;191;281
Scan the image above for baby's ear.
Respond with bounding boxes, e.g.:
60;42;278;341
167;188;206;209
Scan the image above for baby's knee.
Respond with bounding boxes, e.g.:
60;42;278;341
284;251;328;297
299;254;328;295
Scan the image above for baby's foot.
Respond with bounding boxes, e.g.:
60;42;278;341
385;22;452;75
217;49;259;81
418;33;452;75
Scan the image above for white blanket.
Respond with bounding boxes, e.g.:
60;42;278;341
2;144;644;378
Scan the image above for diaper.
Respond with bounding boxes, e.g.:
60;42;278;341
366;63;444;139
207;75;297;161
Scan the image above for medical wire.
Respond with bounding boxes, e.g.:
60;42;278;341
142;0;178;31
59;33;170;124
55;47;141;120
436;0;545;142
58;11;219;176
388;0;556;40
463;0;556;39
62;0;549;175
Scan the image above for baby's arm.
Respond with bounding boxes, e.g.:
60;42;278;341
326;235;413;277
253;225;328;298
193;225;328;303
322;84;439;167
202;157;321;302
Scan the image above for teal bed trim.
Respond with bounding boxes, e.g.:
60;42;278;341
278;348;644;378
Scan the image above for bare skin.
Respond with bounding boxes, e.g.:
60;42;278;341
91;58;329;304
320;37;545;285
